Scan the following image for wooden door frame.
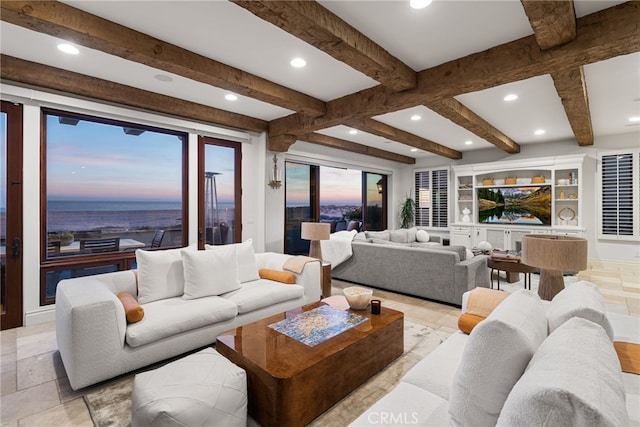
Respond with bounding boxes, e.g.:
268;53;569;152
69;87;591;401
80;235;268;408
2;100;23;330
197;136;242;249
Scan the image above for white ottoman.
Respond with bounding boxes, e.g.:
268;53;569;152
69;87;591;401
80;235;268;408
131;348;247;427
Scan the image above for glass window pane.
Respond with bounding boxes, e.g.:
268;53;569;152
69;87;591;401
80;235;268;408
365;173;384;231
320;166;362;225
45;112;186;258
285;162;313;254
204;144;236;245
44;264;119;303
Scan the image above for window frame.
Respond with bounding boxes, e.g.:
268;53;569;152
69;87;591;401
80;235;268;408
40;108;189;304
414;168;449;229
597;149;640;241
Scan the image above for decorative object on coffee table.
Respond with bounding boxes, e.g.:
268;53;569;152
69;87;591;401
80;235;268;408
521;234;587;301
343;286;373;310
301;222;330;260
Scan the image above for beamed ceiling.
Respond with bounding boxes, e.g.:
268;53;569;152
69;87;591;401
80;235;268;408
1;0;639;164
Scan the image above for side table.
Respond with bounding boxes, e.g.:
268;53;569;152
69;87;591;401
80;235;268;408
321;262;332;298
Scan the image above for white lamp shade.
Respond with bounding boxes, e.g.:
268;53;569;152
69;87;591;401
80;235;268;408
301;222;330;241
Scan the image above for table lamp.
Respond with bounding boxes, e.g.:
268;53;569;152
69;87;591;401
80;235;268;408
301;222;330;260
521;234;587;301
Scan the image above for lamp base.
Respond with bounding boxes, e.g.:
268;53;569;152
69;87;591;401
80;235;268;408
538;269;565;301
308;240;323;261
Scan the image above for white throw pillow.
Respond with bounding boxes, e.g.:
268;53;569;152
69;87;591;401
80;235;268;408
205;239;259;283
449;290;548;427
497;317;628;427
181;248;240;299
416;229;430;242
547;280;614;340
136;248;185;304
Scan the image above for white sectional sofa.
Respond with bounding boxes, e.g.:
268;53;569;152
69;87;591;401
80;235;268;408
55;247;321;390
351;282;639;426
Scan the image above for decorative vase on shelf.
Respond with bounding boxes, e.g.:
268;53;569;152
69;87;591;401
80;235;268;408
461;208;471;223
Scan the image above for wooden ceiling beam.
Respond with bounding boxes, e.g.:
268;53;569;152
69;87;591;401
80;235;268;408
268;134;298;152
0;55;268;133
298;133;416;164
346;118;462;160
551;66;594;146
520;0;576;50
232;0;416;91
0;0;326;117
424;98;520;154
271;2;639;138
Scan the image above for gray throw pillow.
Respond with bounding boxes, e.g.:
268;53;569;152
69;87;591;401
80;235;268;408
366;230;390;240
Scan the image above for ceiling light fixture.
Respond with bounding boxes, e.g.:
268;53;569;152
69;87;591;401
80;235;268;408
465;140;473;145
154;74;173;83
349;129;358;135
410;148;419;152
410;0;432;9
410;114;422;121
534;129;546;136
503;94;518;102
57;43;79;55
629;116;640;122
290;57;306;68
225;94;238;101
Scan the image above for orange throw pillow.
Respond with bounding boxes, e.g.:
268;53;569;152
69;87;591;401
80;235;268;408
458;313;485;335
117;292;144;323
259;268;296;284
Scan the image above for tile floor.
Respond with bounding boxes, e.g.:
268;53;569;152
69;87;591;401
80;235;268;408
1;261;638;426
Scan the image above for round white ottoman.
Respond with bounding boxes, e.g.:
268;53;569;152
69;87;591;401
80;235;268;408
131;348;247;427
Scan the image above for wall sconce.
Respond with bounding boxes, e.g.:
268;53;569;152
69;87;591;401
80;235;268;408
268;154;282;189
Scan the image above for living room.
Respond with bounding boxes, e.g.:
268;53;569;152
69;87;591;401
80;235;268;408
1;1;639;425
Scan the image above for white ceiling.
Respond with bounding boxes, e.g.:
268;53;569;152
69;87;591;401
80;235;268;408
1;0;638;160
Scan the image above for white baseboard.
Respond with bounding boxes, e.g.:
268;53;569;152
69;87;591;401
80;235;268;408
24;306;56;326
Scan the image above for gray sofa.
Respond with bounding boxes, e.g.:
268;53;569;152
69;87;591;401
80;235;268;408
333;229;489;306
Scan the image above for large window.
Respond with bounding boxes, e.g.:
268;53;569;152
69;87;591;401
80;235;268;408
284;161;387;254
41;109;188;304
598;151;639;240
415;169;449;228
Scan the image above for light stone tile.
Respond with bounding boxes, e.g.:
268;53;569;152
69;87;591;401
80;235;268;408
403;307;448;324
15;321;56;339
436;313;460;330
17;397;93;427
17;351;60;390
623;281;640;293
627;298;640;315
0;381;60;424
1;328;17;356
603;294;627;306
16;331;58;361
1;368;17;396
1;351;17;372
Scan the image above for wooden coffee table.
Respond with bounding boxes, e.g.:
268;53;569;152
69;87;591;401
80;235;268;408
216;301;404;427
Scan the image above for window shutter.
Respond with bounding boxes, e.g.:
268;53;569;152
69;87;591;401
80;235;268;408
601;153;634;236
414;169;448;228
415;171;430;226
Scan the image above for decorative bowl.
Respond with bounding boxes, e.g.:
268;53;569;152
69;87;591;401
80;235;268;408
343;286;373;310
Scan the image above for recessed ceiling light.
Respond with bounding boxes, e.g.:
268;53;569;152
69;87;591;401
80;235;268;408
503;94;518;102
410;0;432;9
225;94;238;101
465;140;473;145
534;129;546;136
382;140;392;144
349;129;358;135
410;148;419;152
57;43;79;55
290;57;306;68
410;114;422;121
154;74;173;83
629;116;640;122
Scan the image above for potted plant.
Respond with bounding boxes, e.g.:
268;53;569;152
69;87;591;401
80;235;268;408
399;196;415;229
48;232;75;246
